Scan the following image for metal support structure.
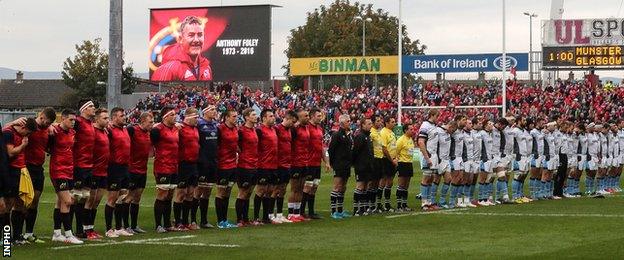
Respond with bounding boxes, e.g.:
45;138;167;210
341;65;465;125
108;0;123;108
501;0;507;117
397;0;403;125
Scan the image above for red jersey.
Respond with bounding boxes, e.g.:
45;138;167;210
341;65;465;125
238;125;258;170
217;124;238;170
151;123;179;175
179;123;199;163
308;124;324;167
73;115;95;169
108;125;131;165
257;125;278;170
275;124;292;169
2;126;26;169
292;124;310;167
128;125;151;175
151;44;213;81
25;125;49;166
49;125;75;179
92;127;109;177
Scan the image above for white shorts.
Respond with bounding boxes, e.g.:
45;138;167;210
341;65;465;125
496;156;511;170
480;160;495;173
546;157;559;171
420;154;439;170
513;156;531;172
600;157;610;169
451;158;463;172
437;160;451;175
531;156;544;168
464;161;480;174
587;156;599;171
567;154;578;168
577;155;587;171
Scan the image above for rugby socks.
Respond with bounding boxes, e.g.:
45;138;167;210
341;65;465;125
420;184;430;206
121;203;130;228
163;199;172;228
11;210;24;240
153;199;164;228
82;208;92;231
53;208;61;230
463;184;471;201
512;179;522;199
440;182;450;205
430;182;439;204
300;193;308;216
528;178;536;198
25;208;37;234
497;179;508;200
114;203;124;229
235;199;244;222
308;194;316;216
190;198;199;224
254;195;262;220
173;201;183;226
263;196;272;221
74;202;85;234
330;191;338;214
214;197;226;223
199;198;209;225
478;183;485;201
353;189;362;213
130;203;140;229
383;187;392;208
585;176;594;193
61;211;72;234
449;184;459;206
182;200;192;225
336;192;345;213
367;188;376;210
276;197;284;214
106;204;115;230
396;187;408;209
469;183;476;201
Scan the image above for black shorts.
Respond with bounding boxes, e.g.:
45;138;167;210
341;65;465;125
52;178;73;193
237;168;257;188
155;173;178;188
257;169;277;185
128;172;147;190
355;169;370;183
107;164;129;191
198;162;218;185
26;163;45;192
383;159;397;177
291;167;307;179
178;162;199;188
217;169;236;186
334;168;351;179
4;167;21;198
276;168;291;185
90;175;108;189
73;167;93;190
372;158;385;180
305;166;321;181
397;162;414;177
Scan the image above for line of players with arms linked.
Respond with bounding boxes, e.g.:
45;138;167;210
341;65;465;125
1;100;623;245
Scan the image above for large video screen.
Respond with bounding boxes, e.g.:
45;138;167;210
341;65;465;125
149;5;271;82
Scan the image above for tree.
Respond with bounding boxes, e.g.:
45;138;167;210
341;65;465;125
61;38;137;107
284;0;426;88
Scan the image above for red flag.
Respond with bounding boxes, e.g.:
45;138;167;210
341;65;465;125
510;66;517;77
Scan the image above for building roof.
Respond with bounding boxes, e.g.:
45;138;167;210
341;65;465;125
0;79;73;109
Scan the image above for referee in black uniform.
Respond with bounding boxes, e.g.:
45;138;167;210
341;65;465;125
352;118;374;216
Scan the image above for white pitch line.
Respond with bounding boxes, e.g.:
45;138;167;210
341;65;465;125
441;212;624;218
385;208;469;219
50;235;197;250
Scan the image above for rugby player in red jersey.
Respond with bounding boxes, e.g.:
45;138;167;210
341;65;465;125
174;108;200;230
255;109;278;224
236;108;259;227
49;109;83;244
215;109;239;229
72;99;96;238
270;110;297;223
288;109;310;222
125;112;154;233
2;117;36;244
304;108;330;219
22;107;56;243
84;108;109;240
106;108;133;237
151;106;180;233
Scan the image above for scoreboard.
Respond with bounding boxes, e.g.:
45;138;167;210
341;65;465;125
542;45;624;68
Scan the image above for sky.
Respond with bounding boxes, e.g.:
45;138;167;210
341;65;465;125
1;0;624;79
